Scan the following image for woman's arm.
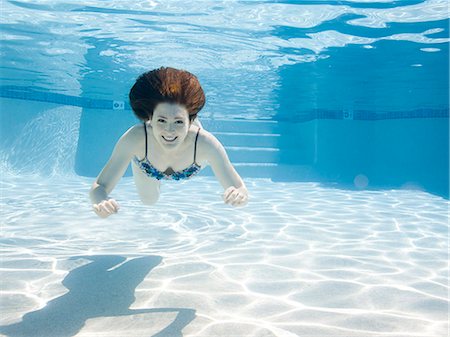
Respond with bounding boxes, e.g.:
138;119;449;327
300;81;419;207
90;125;140;217
201;131;248;207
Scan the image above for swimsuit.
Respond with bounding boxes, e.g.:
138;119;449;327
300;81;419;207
133;124;202;181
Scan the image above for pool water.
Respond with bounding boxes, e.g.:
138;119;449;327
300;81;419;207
1;175;448;336
1;0;449;336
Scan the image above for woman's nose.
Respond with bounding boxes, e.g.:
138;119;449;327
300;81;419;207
166;123;175;132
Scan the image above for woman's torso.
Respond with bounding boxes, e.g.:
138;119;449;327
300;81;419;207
130;122;206;180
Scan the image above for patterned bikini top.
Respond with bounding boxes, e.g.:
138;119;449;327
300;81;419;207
133;124;202;181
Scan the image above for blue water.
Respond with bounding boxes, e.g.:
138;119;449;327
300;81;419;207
1;0;449;197
0;1;449;336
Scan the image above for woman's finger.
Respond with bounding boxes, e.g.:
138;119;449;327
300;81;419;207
93;204;109;218
95;208;109;218
223;187;236;201
99;203;113;215
233;191;249;207
110;199;120;211
104;202;117;213
231;193;245;206
225;190;239;204
232;194;243;206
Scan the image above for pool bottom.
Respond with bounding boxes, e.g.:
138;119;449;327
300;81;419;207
0;175;448;337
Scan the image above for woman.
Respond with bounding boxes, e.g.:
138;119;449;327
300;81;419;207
90;67;248;218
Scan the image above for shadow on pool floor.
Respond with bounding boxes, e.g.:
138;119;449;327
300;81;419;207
0;255;196;337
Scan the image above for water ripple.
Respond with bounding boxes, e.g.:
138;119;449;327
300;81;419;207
0;175;448;336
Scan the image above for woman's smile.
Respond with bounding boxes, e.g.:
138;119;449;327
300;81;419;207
162;135;178;142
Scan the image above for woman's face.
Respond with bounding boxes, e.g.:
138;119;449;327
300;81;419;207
150;102;191;151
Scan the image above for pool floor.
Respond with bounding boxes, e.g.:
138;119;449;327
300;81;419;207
0;175;448;337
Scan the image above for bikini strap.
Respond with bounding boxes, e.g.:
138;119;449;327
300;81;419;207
143;123;148;159
193;128;201;164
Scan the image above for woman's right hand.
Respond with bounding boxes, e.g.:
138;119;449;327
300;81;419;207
93;199;120;218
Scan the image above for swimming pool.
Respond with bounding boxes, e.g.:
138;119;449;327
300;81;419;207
1;1;449;336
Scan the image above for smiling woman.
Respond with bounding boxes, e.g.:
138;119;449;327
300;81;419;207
132;103;203;182
89;67;249;218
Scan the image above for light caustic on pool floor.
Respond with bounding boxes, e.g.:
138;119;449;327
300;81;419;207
0;176;448;337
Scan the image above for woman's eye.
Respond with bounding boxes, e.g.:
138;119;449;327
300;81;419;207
157;119;166;123
175;120;184;124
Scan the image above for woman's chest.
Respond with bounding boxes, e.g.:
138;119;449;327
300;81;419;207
144;137;198;172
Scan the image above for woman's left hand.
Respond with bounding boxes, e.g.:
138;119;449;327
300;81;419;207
223;186;248;207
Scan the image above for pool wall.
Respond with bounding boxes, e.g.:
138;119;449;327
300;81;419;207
1;97;448;198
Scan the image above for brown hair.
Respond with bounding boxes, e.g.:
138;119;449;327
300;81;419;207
129;67;205;122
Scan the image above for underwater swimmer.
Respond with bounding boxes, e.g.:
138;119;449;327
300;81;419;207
90;67;248;218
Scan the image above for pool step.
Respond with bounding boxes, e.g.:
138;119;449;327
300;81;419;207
201;118;280;134
215;132;280;148
199;119;285;179
203;119;282;171
200;163;319;181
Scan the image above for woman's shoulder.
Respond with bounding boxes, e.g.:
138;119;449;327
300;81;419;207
122;123;146;139
197;128;219;146
196;128;225;158
117;123;146;149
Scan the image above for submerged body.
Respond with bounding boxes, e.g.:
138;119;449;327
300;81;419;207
90;69;248;218
133;120;202;181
